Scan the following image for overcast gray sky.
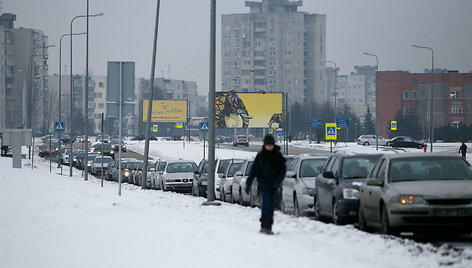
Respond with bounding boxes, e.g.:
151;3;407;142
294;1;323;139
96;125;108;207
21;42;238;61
5;0;472;95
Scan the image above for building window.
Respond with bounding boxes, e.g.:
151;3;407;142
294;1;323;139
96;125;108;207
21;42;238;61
284;51;292;56
451;104;463;114
98;82;104;88
412;77;418;85
403;106;410;114
450;89;461;99
403;91;410;100
411;91;418;100
99;103;105;108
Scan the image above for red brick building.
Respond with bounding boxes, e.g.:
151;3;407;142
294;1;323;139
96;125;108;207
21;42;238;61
377;71;472;138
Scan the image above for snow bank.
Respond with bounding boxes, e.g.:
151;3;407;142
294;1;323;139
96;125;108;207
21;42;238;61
1;145;472;268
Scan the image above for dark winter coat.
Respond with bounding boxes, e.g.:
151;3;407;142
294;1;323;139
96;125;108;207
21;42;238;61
246;145;286;193
460;143;467;156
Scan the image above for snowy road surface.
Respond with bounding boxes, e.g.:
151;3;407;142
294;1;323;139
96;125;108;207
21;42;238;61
2;140;472;267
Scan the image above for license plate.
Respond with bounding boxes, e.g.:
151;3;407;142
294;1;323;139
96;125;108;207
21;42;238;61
434;208;472;217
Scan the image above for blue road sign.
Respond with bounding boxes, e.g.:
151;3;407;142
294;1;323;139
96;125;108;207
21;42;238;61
336;119;350;129
310;119;322;128
54;122;64;132
200;122;209;132
277;129;283;137
114;117;119;123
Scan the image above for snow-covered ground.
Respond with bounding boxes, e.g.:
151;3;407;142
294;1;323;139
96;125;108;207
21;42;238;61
1;141;472;268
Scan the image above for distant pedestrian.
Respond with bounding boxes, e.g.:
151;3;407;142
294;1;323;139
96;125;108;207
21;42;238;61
246;134;286;235
459;142;467;159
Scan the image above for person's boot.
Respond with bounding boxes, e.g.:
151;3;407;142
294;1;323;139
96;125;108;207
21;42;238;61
260;220;274;235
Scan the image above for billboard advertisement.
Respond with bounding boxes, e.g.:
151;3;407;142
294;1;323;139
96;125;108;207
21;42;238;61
142;100;188;123
215;92;283;128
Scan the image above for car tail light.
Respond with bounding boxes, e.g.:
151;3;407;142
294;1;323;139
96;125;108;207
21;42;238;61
246;140;248;142
236;140;239;142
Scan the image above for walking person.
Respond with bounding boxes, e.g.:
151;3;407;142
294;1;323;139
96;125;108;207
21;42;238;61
459;142;467;159
245;134;286;234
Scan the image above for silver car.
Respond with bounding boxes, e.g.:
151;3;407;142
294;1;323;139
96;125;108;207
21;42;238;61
280;154;329;216
91;156;113;175
219;160;245;202
156;160;198;193
358;153;472;235
231;160;254;206
214;158;238;200
357;135;389;146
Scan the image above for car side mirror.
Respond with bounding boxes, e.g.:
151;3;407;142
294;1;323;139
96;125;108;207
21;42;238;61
218;174;224;179
286;171;296;178
194;171;200;175
323;171;335;179
365;178;383;187
235;171;243;176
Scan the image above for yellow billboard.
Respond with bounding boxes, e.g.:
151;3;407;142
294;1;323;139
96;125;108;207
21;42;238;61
215;92;283;128
143;100;187;123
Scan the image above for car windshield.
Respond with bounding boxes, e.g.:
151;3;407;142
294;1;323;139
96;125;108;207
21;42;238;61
300;159;326;178
94;157;113;164
88;155;98;161
300;158;327;178
227;162;243;177
341;156;379;179
217;160;232;174
237;136;247;140
157;162;167;171
390;157;472;182
166;162;197;173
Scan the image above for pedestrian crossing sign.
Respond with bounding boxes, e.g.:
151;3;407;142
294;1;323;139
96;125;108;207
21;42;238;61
176;122;183;129
54;122;64;132
152;125;158;132
199;122;209;132
325;123;337;141
391;121;397;131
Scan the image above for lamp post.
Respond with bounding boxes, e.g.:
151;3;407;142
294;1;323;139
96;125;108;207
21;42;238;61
363;52;379;150
69;12;104;178
412;45;434;152
58;32;85;170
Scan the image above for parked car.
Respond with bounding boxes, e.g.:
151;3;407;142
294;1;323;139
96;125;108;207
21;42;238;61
386;136;426;149
156;160;197;193
84;153;100;172
219;160;245;202
134;161;157;188
280;154;329;216
214;158;239;200
106;161;116;181
233;135;249;147
123;160;141;183
151;160;168;189
91;156;114;175
192;160;209;197
358;153;472;235
111;158;136;182
357;135;389;146
315;153;382;224
231;159;254;205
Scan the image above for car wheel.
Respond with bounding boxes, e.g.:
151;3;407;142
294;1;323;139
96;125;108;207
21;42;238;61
363;142;370;146
250;191;256;208
294;194;301;217
380;204;393;235
386;141;391;147
239;188;244;206
313;195;321;220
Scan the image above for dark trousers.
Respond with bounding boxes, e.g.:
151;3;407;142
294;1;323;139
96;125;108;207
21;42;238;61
260;190;277;224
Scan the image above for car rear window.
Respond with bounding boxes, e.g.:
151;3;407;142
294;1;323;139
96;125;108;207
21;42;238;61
341;156;380;179
390;157;472;182
300;158;327;178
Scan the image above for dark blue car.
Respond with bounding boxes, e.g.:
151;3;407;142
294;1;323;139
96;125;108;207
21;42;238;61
314;153;382;225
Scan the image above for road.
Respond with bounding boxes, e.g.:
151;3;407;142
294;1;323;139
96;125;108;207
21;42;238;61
217;143;327;155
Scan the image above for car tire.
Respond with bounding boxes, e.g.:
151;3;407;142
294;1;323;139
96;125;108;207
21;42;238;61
313;195;321;220
294;194;301;217
386;141;391;147
363;142;370;146
380;204;393;235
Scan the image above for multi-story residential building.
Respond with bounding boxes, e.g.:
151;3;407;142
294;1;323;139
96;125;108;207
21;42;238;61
0;13;50;134
93;76;107;134
354;65;376;111
221;0;326;106
377;70;472;138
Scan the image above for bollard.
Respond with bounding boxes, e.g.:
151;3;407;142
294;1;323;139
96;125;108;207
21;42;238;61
423;145;427;153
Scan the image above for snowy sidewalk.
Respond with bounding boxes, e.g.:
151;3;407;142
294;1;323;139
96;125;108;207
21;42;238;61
1;156;471;268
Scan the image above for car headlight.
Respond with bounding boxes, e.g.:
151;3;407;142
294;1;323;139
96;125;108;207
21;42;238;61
87;163;92;167
111;145;115;149
302;187;316;196
343;188;359;200
73;158;77;161
394;195;426;205
124;171;130;177
201;181;207;186
110;150;114;154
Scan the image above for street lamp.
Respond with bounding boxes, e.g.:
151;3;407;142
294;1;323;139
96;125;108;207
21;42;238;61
412;44;434;152
58;32;85;170
363;52;379;150
69;11;104;178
